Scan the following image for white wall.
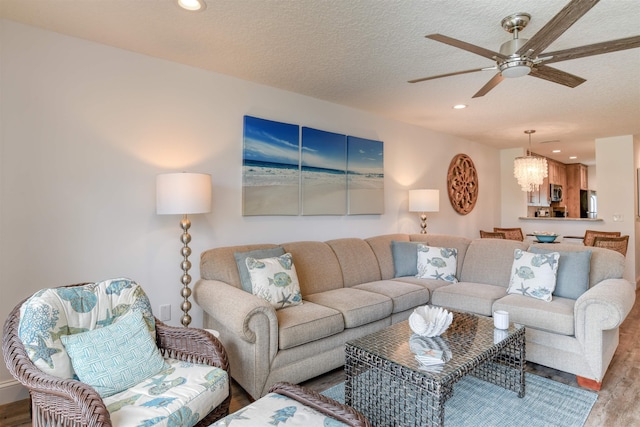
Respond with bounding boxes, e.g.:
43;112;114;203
595;135;636;283
0;20;501;402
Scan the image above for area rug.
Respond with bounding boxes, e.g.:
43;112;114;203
321;373;597;427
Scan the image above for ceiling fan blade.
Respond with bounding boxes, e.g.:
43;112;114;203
472;73;504;98
516;0;600;58
426;34;506;61
408;67;489;84
542;35;640;64
529;65;586;88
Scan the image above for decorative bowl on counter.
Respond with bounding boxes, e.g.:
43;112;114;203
408;306;453;337
533;232;559;243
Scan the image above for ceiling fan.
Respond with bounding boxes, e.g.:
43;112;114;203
408;0;640;98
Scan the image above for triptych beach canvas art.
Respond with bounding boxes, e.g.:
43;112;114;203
243;115;384;216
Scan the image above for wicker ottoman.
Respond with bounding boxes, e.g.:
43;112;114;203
210;382;370;427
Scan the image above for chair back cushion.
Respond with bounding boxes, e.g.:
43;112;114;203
18;278;155;379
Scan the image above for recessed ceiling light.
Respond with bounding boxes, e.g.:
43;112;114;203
452;104;467;110
569;156;577;160
177;0;206;11
552;150;561;153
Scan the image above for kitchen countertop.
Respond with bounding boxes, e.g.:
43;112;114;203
519;217;603;221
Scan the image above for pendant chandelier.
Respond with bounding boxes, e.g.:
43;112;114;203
513;130;548;192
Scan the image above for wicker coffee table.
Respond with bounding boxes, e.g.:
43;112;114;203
344;310;525;427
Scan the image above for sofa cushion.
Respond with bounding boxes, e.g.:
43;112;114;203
104;357;229;427
326;238;382;286
416;244;458;283
366;234;410;280
305;288;392;328
506;249;560;302
354;280;429;313
493;294;575;336
234;246;285;292
529;246;592;300
391;276;451;294
276;302;344;350
460;239;529;287
431;282;507;316
246;253;303;309
281;241;344;295
391;240;420;277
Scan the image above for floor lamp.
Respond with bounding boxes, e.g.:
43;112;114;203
156;172;212;327
409;189;439;234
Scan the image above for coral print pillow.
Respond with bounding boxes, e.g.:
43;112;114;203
416;244;458;283
507;249;560;302
246;253;303;309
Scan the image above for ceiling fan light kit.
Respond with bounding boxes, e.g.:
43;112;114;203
409;0;640;98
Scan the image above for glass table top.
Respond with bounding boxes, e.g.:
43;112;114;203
347;310;523;380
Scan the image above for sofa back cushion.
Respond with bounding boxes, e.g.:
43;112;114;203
411;234;472;279
530;242;624;288
201;244;279;288
460;239;529;287
281;241;344;295
326;238;383;287
366;234;410;280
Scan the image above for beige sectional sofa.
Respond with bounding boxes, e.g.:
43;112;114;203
193;233;635;398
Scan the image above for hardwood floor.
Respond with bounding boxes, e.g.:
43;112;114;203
2;291;639;426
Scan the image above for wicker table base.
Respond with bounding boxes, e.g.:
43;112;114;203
345;311;525;427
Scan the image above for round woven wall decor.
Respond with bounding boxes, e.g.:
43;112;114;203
447;154;478;215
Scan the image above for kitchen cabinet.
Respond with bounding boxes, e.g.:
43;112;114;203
565;164;588;217
548;159;567;188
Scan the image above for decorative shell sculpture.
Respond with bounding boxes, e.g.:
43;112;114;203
409;306;453;337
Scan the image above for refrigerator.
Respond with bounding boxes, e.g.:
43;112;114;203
580;190;597;218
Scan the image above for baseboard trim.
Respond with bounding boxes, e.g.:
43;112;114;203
0;379;29;406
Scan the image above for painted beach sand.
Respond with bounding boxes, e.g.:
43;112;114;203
242;162;299;216
302;167;347;215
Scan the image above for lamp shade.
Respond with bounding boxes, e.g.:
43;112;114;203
156;172;212;215
409;189;439;212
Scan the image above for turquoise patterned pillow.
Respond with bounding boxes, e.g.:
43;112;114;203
61;311;166;397
234;247;285;292
246;253;303;309
416;244;458;283
507;249;560;302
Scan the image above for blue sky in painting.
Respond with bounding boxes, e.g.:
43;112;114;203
301;127;347;171
243;116;299;166
347;136;383;174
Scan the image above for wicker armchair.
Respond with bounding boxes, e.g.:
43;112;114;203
583;229;621;247
480;230;506;239
493;227;524;241
3;281;231;426
593;235;629;256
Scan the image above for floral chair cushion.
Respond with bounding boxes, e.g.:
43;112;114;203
211;392;350;427
104;357;229;427
18;278;155;379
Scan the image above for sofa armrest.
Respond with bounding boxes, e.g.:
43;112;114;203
574;278;636;342
193;279;279;344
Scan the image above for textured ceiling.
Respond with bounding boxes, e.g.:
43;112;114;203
2;0;640;165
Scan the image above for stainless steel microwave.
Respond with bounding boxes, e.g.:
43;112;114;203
550;184;563;202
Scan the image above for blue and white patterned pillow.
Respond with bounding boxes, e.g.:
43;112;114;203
507;249;560;302
61;311;166;397
416;244;458;283
246;253;303;309
18;278;154;379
